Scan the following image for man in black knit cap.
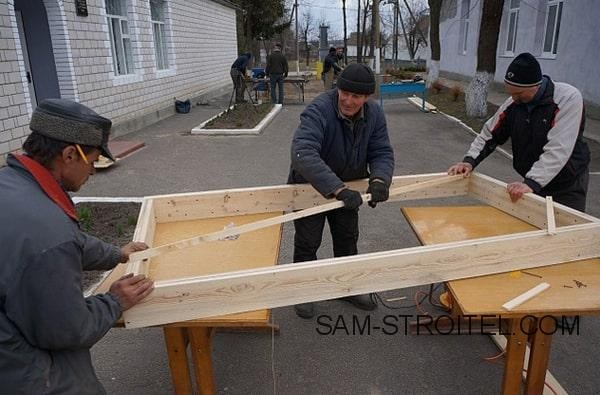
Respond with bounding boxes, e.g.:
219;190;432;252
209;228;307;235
288;63;395;319
448;52;590;211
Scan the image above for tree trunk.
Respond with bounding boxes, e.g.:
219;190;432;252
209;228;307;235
342;0;347;66
357;1;362;63
427;0;442;87
466;0;505;118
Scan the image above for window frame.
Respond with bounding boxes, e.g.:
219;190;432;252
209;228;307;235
542;0;563;58
504;0;520;55
106;0;135;76
458;0;471;55
150;0;169;71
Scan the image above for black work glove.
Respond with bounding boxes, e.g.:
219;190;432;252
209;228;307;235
336;188;363;210
366;180;389;208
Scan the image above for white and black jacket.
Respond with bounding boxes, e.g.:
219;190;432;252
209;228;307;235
464;77;590;193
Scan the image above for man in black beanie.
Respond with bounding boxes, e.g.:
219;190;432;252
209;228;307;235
288;63;395;319
0;99;154;393
448;52;590;211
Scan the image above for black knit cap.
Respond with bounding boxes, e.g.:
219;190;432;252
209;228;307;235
336;63;376;95
29;98;114;161
504;52;542;87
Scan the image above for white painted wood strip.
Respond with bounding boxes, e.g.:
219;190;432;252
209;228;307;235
128;175;463;262
123;222;600;328
502;283;551;311
546;196;556;235
491;334;568;395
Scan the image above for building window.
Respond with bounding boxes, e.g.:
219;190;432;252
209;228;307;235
458;0;470;55
542;0;563;56
106;0;134;75
505;0;519;54
150;0;169;70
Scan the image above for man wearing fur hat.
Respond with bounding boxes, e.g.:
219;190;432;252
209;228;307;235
0;99;154;393
288;63;395;319
448;52;590;211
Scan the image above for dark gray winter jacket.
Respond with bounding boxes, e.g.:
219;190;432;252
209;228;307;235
0;154;122;394
288;89;395;196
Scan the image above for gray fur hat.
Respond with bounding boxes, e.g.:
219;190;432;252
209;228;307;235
29;98;114;161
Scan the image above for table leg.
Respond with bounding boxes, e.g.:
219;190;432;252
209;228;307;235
502;317;531;395
525;316;555;394
188;327;216;395
163;327;193;395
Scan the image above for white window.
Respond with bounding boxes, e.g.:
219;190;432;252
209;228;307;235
505;0;520;55
106;0;134;75
150;0;169;70
458;0;470;55
542;0;563;57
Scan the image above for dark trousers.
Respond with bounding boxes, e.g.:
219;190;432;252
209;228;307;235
541;170;589;212
293;208;359;263
270;73;284;104
230;68;245;102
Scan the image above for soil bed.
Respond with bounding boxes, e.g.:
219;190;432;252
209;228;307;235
204;103;273;129
76;202;141;291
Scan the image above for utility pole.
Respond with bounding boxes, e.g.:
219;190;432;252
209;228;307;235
356;0;361;63
373;0;380;74
295;0;299;75
393;0;399;67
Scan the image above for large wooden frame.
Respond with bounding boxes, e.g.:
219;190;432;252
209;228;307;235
122;173;600;328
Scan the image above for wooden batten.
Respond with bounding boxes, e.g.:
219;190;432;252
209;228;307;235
128;198;156;276
123;222;600;328
148;173;469;223
468;173;596;228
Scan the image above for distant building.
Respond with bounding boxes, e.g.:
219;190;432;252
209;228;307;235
433;0;599;114
0;0;238;165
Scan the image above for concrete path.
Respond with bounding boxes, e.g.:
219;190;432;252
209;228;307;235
81;94;600;394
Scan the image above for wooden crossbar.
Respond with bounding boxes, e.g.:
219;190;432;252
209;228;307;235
128;175;463;262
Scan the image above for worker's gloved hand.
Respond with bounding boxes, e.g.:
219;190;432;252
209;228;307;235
366;179;389;208
336;188;363;210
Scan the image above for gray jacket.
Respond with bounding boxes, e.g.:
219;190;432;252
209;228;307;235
288;89;395;196
0;154;122;394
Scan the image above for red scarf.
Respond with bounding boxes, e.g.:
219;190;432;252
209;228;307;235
14;154;79;222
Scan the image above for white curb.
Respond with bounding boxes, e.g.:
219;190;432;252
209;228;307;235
191;104;283;135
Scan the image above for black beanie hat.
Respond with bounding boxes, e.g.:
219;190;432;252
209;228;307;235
504;52;542;87
336;63;376;95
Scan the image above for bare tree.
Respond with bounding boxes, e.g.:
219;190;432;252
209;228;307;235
466;0;505;117
398;0;428;61
300;10;314;66
342;0;347;65
427;0;442;87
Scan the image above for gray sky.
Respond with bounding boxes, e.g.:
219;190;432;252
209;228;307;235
295;0;427;41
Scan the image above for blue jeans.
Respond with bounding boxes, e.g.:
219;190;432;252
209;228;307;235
270;74;284;104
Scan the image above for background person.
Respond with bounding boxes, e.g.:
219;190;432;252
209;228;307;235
265;43;289;104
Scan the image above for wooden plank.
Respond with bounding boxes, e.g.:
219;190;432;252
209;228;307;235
526;317;556;394
188;327;216;395
469;173;597;228
149;173;469;223
403;206;600;316
130;175;463;262
502;318;530;395
502;283;551;311
491;334;568;395
130;198;156;277
123;222;600;328
163;327;193;395
546;196;556;235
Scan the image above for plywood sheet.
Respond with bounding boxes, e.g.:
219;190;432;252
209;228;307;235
151;212;282;281
402;206;600;316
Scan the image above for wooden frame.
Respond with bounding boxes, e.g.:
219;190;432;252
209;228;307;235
122;172;600;328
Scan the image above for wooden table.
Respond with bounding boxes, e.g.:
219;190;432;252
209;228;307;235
402;205;600;395
247;76;309;103
95;212;283;395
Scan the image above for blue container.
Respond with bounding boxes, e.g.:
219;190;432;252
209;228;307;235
251;68;267;91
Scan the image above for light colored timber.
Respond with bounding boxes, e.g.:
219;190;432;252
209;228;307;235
469;173;597;228
123;222;600;328
148;173;469;223
546;197;556;235
491;334;568;395
128;175;463;263
502;283;551;311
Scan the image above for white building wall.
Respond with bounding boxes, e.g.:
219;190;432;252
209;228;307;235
435;0;600;108
0;0;238;165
